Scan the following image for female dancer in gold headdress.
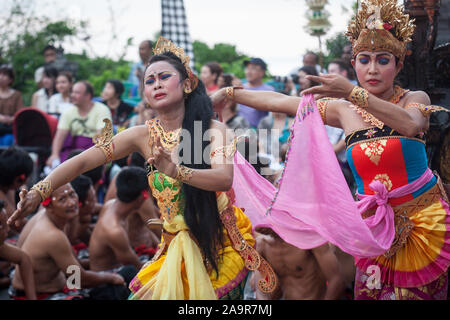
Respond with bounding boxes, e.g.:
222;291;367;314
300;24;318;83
211;0;449;300
10;37;277;300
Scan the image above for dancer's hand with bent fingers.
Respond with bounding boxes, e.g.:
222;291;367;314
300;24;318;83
8;188;41;227
300;74;355;100
147;135;178;178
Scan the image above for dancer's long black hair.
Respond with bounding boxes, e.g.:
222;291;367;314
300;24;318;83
146;52;224;275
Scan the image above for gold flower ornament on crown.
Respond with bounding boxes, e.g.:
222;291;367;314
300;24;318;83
346;0;416;62
152;36;199;91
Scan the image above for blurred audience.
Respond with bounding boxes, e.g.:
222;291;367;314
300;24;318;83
31;66;58;113
328;59;356;85
0;66;24;146
128;40;153;97
237;58;274;128
297;65;320;95
128;101;156;127
101;79;134;130
218;73;250;131
35;45;58;88
48;71;74;117
200;62;223;95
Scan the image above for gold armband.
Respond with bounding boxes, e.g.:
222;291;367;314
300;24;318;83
175;165;194;182
316;98;332;124
225;86;244;101
31;180;53;201
348;86;369;109
405;103;449;118
93;119;114;163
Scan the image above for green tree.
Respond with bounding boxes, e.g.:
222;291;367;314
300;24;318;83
192;40;249;79
1;0;133;104
1;1;82;104
324;32;351;67
66;53;131;97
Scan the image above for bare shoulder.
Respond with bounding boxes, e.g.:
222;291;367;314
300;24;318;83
119;124;149;138
97;207;124;238
104;222;128;245
403;90;431;105
114;124;149;155
318;98;348;128
43;224;69;243
34;221;71;252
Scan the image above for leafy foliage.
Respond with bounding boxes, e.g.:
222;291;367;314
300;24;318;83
324;32;351;66
193;40;250;79
66;53;131;97
0;0;132;105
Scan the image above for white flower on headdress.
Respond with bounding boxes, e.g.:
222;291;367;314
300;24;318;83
366;5;384;30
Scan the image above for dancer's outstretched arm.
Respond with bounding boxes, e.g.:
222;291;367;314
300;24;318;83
211;87;301;117
9;125;148;226
301;74;431;137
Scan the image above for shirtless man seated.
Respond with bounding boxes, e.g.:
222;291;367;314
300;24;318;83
252;227;345;300
67;175;99;246
0;147;34;235
11;184;124;300
104;153;161;253
0;201;36;300
89;167;149;275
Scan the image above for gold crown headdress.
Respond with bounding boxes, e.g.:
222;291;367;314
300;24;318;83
153;36;198;91
346;0;416;61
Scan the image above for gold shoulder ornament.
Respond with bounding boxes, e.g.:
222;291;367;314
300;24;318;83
93;118;115;163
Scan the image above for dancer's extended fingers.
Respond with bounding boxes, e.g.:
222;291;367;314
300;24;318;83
305;75;327;84
8;208;22;226
18;189;27;202
301;85;324;96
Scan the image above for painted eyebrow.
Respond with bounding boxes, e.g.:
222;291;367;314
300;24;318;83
145;71;171;79
358;54;392;58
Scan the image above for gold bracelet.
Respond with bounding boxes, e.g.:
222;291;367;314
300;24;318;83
31;180;53;201
348;86;369;109
175;165;194;182
225;86;243;101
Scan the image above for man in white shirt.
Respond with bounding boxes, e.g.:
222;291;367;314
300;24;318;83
46;81;112;165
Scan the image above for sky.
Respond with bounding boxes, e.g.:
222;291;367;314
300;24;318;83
21;0;358;76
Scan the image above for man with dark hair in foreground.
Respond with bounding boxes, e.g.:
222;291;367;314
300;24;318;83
88;167;149;299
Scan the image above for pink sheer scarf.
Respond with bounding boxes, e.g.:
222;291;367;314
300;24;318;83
232;94;433;258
